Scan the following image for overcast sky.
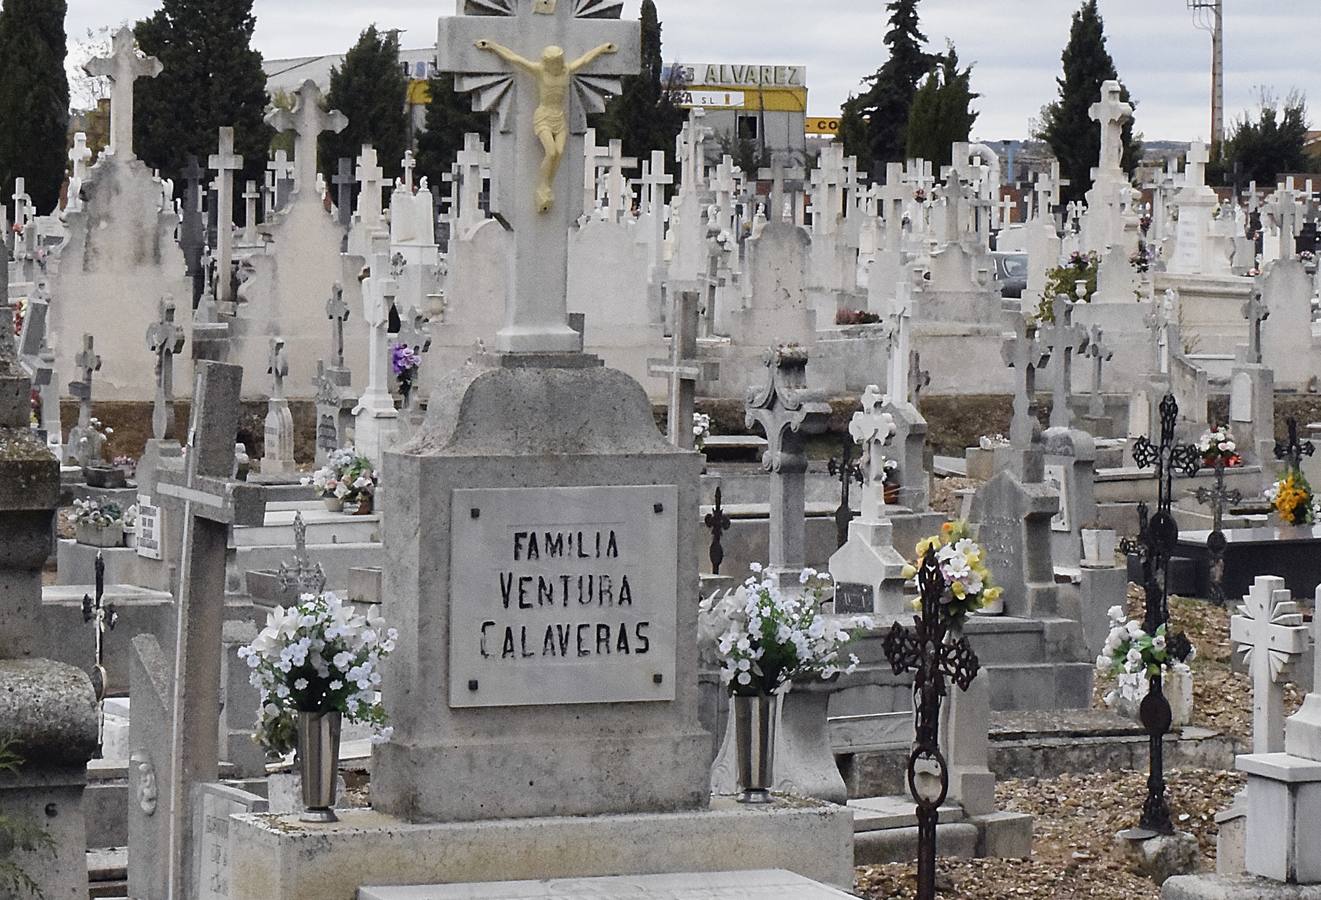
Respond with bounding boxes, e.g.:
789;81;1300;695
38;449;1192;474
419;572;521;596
64;0;1317;142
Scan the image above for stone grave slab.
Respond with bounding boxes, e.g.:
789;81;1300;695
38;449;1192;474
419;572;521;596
358;870;855;900
1176;526;1321;602
194;783;268;900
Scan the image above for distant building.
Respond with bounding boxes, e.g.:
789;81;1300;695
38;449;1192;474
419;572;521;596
667;63;808;163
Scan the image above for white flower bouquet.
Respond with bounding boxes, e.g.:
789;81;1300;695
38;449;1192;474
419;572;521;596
71;498;123;528
238;592;397;755
693;412;711;451
1095;604;1194;682
698;565;874;696
303;447;377;503
1196;425;1241;468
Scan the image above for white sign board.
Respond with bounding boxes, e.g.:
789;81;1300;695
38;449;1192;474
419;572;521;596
1044;464;1072;533
448;485;679;709
136;495;162;560
678;89;745;109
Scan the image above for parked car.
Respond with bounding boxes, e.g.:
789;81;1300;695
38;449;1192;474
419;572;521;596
992;251;1028;299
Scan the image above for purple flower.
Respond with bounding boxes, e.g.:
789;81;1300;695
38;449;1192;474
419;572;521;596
390;343;420;377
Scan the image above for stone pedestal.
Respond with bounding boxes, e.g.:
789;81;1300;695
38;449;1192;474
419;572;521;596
1239;754;1321;883
225;800;853;900
262;397;295;475
1043;425;1097;571
827;516;908;622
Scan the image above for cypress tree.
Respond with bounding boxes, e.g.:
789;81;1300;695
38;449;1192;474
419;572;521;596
0;0;70;214
905;44;978;171
840;0;932;174
134;0;271;198
415;72;490;189
321;25;409;184
1037;0;1140;204
596;0;685;172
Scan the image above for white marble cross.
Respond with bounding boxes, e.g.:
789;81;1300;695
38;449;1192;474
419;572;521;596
265;80;347;204
438;0;640;355
1231;576;1308;754
208;127;244;303
402;149;417;192
886;278;914;403
455;133;489;231
676;108;710;195
11;177;30;228
1184;141;1210;190
241;180;261;244
850;384;897;521
582;127;608;214
84;27;162;161
603;138;636;222
1089;80;1132;175
69;132;92;181
1040;295;1089;430
647;291;716;449
997;194;1016;228
355;144;386;231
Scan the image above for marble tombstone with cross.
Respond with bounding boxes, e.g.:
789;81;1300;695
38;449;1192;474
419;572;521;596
219;3;852;896
46;27;194;402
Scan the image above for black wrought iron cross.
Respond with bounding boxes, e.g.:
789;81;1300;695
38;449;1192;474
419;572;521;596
82;552;117;759
703;486;732;576
1194;457;1242;606
1275;417;1315;471
883;548;980;900
827;433;864;549
1126;392;1200;836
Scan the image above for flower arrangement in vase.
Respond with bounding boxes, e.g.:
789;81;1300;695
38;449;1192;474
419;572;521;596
693;412;711;452
304;448;377;513
1196;425;1241;469
238;592;396;821
902;521;1002;620
390;343;422;407
1096;605;1196;725
72;499;125;548
1266;469;1317;527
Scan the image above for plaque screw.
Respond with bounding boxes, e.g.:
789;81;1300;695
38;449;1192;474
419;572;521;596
653;503;664;514
653;673;664;685
470;508;480;519
468;679;479;691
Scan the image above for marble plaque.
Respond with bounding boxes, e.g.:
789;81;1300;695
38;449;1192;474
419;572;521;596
136;495;162;560
448;485;679;708
194;783;268;900
834;582;874;615
359;870;854;899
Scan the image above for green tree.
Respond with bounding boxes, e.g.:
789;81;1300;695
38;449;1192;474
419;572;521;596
415;71;490;189
0;0;69;214
321;25;408;185
1219;91;1310;188
596;0;686;172
840;0;933;174
1036;0;1140;204
134;0;270;198
904;43;978;171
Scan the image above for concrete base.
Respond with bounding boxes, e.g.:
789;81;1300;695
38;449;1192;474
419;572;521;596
1164;875;1321;899
226;798;853;900
1117;829;1201;886
359;870;856;899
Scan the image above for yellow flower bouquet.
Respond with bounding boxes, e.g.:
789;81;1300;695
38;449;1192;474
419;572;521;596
901;521;1003;622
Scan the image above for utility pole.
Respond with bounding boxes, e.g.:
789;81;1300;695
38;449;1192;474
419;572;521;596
1188;0;1224;158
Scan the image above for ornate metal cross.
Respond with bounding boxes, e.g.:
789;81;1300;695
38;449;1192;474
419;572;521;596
883;549;980;900
82;552;117;759
1195;457;1242;606
439;0;640;354
278;512;327;596
703;486;732;576
827;432;863;549
146;299;186;441
1274;417;1315;471
1126;393;1200;836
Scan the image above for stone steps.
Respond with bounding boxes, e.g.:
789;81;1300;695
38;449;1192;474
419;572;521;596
980;660;1095;711
231;502;381;548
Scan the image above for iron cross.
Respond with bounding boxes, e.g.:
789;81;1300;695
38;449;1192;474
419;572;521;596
1195;457;1242;606
326;282;350;370
827;432;864;550
82;552;117;759
703;486;732;576
1274;417;1315;471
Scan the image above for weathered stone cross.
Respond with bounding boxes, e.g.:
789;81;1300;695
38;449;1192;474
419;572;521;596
1241;286;1270;366
355;145;386;230
146;299;187;442
439;0;640;354
1040;296;1089;430
264;80;347;204
647;291;717;449
267;149;294;214
332;157;355;227
69;334;101;444
1231;576;1308;753
402;149;417;192
208;127;244;303
241;179;261;243
155;362;265;897
454;133;490;231
84;27;162;161
1089;79;1132;175
326;282;350;370
1002;312;1051;450
1084;324;1112;418
268;337;289;400
851;384;897;522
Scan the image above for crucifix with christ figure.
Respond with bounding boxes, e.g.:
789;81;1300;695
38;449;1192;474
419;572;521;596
439;0;640;354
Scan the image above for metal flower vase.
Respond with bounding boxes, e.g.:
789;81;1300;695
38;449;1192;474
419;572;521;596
734;694;777;804
297;710;342;823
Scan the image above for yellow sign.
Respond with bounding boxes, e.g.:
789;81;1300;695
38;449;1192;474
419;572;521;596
806;117;841;136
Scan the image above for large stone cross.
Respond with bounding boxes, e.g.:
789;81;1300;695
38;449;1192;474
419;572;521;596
455;133;490;230
850;384;897;521
439;0;640;354
1089;79;1132;175
1084;324;1112;418
208;127;244;302
1184;141;1210;190
146;299;187;442
647;291;717;449
1002;313;1051;450
878;163;909;252
84;26;162;161
264;80;347;204
1231;576;1308;754
154;363;265;897
267;149;294;213
332;158;355;227
326;282;350;370
1039;295;1089;429
355;145;386;228
1242;286;1270;366
603;138;637;221
745;346;832;580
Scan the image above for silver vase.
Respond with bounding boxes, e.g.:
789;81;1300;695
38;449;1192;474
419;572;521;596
297;711;342;823
734;694;777;804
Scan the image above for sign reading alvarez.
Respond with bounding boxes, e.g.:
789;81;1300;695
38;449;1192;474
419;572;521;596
449;485;679;708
